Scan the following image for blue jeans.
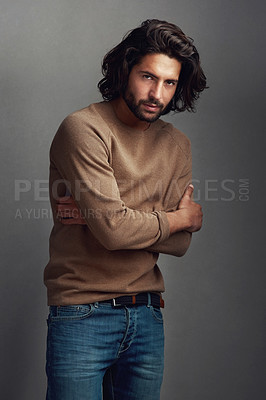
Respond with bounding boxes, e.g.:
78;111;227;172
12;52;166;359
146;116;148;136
46;301;164;400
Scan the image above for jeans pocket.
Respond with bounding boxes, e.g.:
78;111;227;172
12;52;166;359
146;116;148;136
150;306;164;323
48;304;94;322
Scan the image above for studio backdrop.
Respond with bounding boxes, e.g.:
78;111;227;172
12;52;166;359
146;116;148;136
1;1;265;399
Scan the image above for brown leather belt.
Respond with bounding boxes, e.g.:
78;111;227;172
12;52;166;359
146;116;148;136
101;292;164;308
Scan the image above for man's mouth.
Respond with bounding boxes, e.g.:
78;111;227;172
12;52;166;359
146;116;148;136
142;103;161;112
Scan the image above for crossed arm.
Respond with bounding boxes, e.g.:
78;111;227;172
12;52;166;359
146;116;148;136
56;184;202;257
52;115;202;256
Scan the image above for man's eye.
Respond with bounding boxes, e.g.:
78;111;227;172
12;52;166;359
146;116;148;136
166;81;176;86
143;75;152;80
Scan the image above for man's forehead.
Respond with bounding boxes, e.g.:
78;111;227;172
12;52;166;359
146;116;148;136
135;53;182;79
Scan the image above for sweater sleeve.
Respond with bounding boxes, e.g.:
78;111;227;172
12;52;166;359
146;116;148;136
145;142;193;257
50;115;170;251
145;231;192;257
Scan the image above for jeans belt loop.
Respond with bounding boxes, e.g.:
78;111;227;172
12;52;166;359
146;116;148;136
112;298;121;307
147;293;151;308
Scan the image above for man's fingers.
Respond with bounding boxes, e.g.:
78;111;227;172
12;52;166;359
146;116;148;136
56;195;75;205
184;184;194;198
59;217;84;225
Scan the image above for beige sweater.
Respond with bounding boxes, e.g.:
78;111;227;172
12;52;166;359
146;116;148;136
44;101;192;305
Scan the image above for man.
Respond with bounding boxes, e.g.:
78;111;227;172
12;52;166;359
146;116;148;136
44;19;207;400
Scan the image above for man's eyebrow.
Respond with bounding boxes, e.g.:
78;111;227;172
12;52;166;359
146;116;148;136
138;70;179;82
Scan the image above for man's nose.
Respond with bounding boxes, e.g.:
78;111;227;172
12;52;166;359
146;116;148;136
149;82;163;101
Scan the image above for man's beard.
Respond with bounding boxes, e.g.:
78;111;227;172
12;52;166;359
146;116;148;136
123;90;166;123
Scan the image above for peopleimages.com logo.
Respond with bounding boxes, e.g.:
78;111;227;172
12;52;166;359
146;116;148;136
14;178;250;202
13;178;250;220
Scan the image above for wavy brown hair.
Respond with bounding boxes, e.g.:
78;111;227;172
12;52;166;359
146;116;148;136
98;19;208;113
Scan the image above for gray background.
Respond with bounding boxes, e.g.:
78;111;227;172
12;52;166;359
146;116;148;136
1;0;265;399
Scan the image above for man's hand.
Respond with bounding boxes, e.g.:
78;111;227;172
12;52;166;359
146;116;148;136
178;184;203;232
166;184;203;234
56;196;86;225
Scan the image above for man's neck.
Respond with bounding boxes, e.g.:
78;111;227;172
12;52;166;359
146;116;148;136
111;97;151;131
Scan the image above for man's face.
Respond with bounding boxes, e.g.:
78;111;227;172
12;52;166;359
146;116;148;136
123;53;182;123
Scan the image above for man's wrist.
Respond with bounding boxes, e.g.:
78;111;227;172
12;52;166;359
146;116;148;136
166;210;189;234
